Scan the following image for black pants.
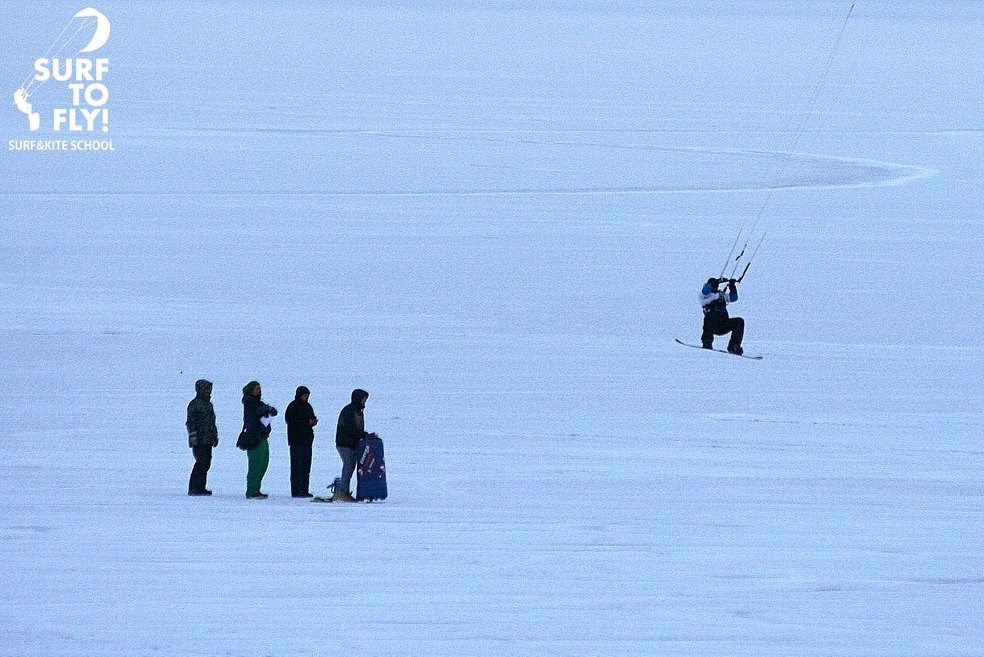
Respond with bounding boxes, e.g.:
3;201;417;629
702;313;744;350
189;444;212;493
289;442;313;496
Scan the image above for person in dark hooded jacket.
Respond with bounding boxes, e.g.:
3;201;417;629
334;388;376;502
242;381;277;499
186;379;218;496
285;385;318;498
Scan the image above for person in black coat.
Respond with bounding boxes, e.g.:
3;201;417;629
186;379;218;496
334;388;376;501
285;386;318;498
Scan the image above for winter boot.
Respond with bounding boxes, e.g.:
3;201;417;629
335;490;357;502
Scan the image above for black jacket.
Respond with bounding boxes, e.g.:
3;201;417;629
186;379;217;448
243;394;276;439
336;403;368;449
285;399;316;446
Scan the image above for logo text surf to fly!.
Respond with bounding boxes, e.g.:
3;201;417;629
13;7;111;134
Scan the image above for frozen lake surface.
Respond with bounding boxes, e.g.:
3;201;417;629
1;2;981;655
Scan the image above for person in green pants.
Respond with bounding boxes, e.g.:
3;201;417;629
242;381;278;499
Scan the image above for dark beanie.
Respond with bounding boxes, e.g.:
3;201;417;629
295;386;310;399
351;388;369;403
243;381;260;395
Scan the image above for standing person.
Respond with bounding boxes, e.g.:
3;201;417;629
186;379;218;496
285;385;318;498
700;277;745;355
242;381;277;499
335;389;376;502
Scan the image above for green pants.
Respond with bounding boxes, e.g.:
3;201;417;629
246;438;270;496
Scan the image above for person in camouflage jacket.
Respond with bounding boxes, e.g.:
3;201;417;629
186;379;218;495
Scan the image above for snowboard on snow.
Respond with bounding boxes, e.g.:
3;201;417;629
675;338;762;360
356;436;387;502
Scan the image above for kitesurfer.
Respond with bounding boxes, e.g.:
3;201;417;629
700;277;744;355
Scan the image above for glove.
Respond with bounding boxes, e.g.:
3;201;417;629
728;280;737;293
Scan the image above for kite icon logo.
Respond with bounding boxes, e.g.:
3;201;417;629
13;7;111;133
73;7;112;53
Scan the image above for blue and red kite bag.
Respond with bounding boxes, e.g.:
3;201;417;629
356;436;387;501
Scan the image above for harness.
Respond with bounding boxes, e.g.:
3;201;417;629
702;296;728;316
701;297;730;322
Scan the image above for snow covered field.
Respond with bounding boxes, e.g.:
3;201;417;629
1;1;981;655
